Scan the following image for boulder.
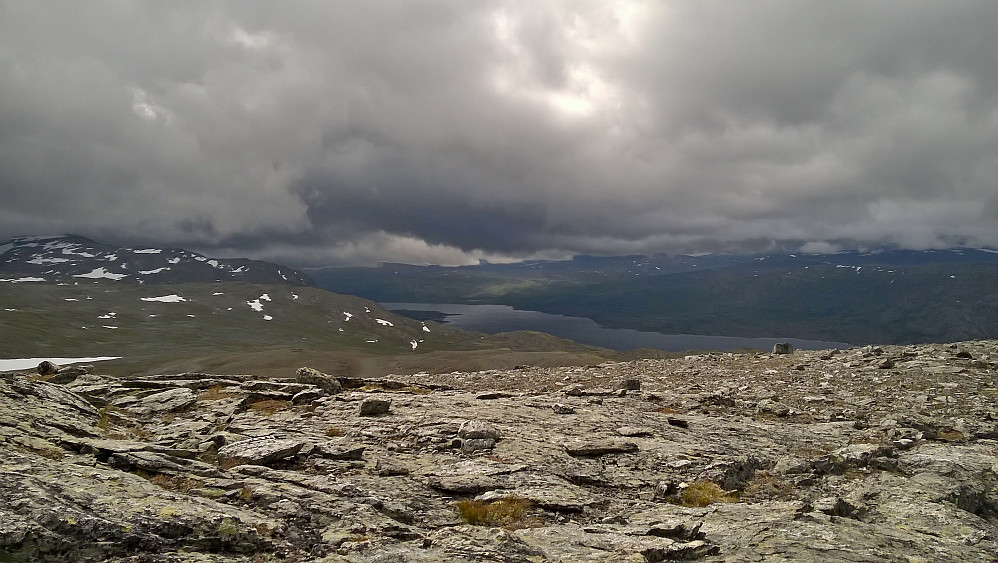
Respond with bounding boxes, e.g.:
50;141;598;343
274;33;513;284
295;367;342;394
359;397;391;416
772;343;794;355
458;420;501;441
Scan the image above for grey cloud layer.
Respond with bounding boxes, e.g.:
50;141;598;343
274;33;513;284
2;1;996;265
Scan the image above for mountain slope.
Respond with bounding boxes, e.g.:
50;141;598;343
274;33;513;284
0;235;313;286
0;281;614;377
312;249;998;345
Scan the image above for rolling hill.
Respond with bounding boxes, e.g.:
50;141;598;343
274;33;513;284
1;236;616;377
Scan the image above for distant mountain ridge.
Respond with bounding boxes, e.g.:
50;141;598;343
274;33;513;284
0;235;313;286
312;248;998;346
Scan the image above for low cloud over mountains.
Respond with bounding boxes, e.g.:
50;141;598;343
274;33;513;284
2;2;997;265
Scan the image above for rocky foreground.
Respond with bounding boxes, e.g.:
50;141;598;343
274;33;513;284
2;342;997;562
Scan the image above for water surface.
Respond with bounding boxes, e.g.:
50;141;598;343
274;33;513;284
383;303;851;352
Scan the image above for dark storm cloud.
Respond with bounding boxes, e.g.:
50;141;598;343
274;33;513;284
1;1;997;265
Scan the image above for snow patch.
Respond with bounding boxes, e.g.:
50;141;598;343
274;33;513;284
97;312;116;319
141;294;186;303
103;326;118;330
375;318;394;326
291;293;299;301
0;277;46;283
168;257;180;264
132;248;162;254
263;315;273;321
410;340;418;350
27;257;69;264
343;312;353;321
0;357;121;372
138;267;169;275
422;324;431;333
75;268;127;280
247;299;264;312
104;254;117;261
207;260;220;268
213;292;225;295
260;294;271;302
232;266;247;273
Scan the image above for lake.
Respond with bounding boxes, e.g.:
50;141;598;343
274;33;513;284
382;303;852;352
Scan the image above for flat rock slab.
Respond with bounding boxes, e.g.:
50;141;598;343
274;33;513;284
565;440;639;457
217;437;305;467
430;474;501;494
617;425;654;437
313;441;366;460
121;387;196;414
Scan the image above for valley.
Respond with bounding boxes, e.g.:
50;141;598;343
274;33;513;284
312;249;998;346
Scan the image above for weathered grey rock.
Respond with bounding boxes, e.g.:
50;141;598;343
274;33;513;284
772;342;794;354
295;366;342;394
291;389;323;404
3;340;998;561
47;365;90;384
461;438;497;454
565;439;639;457
667;417;689;428
118;387;197;414
313;441;366;460
36;360;59;376
552;403;575;414
757;398;792;417
216;436;305;467
616;378;642;391
458;420;501;441
476;391;514;400
429;474;500;493
359;397;392;416
617;425;653;437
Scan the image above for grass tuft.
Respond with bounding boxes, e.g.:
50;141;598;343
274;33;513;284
455;496;532;527
679;480;739;507
198;385;236;401
740;471;795;502
248;399;293;415
148;474;203;493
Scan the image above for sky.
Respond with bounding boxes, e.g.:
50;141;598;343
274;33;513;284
2;1;997;267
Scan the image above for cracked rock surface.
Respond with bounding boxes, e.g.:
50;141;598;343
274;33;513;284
1;341;997;561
